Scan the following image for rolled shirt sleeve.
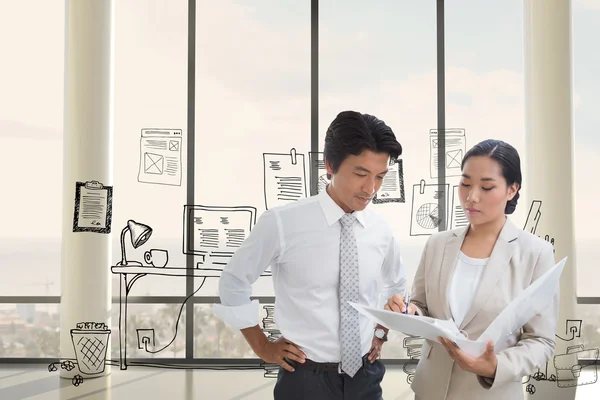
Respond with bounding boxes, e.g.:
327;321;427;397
377;234;407;309
212;209;281;329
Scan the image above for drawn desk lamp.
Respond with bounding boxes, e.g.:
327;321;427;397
117;219;153;266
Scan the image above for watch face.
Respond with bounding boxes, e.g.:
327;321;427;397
375;329;384;339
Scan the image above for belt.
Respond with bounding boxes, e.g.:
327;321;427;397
284;354;369;375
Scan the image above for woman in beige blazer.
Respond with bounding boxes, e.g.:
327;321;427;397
387;139;559;400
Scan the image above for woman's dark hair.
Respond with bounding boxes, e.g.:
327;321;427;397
461;139;522;214
323;111;402;178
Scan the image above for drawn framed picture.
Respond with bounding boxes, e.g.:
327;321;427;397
73;180;113;234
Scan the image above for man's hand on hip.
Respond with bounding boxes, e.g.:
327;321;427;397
257;337;307;372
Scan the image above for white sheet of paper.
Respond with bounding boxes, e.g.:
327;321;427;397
349;302;465;344
478;256;567;351
350;257;566;358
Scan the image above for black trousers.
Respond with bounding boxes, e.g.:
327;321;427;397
273;354;385;400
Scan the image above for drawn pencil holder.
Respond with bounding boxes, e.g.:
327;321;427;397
70;322;111;375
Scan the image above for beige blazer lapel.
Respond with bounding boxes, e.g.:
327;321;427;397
458;218;520;331
438;226;468;321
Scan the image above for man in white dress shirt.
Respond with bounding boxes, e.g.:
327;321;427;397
213;110;406;399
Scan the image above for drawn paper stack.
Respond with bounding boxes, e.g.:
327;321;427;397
261;305;282;378
350;257;567;358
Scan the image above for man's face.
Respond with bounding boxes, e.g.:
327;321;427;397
325;150;390;213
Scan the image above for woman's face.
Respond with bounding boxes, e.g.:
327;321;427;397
458;155;519;226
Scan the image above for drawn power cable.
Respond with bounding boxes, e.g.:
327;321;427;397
141;277;207;354
263;148;308;210
410;180;449;236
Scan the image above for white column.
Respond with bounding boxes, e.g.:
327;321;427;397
523;0;577;398
60;0;114;379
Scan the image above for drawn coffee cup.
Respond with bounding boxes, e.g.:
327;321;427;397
144;249;169;268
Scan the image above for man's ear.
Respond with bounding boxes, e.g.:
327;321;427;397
325;159;334;180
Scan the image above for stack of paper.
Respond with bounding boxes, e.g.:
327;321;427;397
350;257;566;358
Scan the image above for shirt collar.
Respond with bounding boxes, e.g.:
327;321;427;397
318;186;367;228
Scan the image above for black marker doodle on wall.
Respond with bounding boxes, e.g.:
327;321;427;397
263;148;307;210
137;128;182;186
523;319;599;393
261;305;282;378
372;158;405;204
524;200;542;234
523;200;556;254
402;335;425;384
52;211;274;385
309;151;329;194
553;345;598;388
450;185;468;229
144;249;169;268
117;219;153;266
182;205;257;268
429;128;466;179
48;321;114;386
410;180;449;236
73;180;113;234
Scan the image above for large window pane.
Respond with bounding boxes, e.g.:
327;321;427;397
319;1;437;359
0;304;59;358
193;0;311;298
445;0;527;220
0;1;64;296
573;0;600;298
194;304;256;358
111;0;188;296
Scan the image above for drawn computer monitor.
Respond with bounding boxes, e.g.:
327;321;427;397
183;205;257;268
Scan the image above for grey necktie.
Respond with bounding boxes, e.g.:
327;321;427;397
339;213;362;377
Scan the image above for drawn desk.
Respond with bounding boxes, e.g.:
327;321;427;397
111;265;272;370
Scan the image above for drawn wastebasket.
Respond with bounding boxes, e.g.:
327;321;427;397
70;322;111;375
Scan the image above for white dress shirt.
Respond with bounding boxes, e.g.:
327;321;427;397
212;189;406;363
448;251;487;328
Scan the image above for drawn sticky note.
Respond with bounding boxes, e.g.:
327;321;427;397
263;148;307;210
429;129;466;179
138;128;182;186
410;179;449;236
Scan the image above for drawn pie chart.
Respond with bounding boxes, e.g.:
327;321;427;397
416;203;441;229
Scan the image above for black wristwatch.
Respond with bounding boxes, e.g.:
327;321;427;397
374;327;388;342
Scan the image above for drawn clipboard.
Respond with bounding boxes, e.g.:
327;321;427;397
73;180;113;234
410;179;449;236
372;158;405;204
